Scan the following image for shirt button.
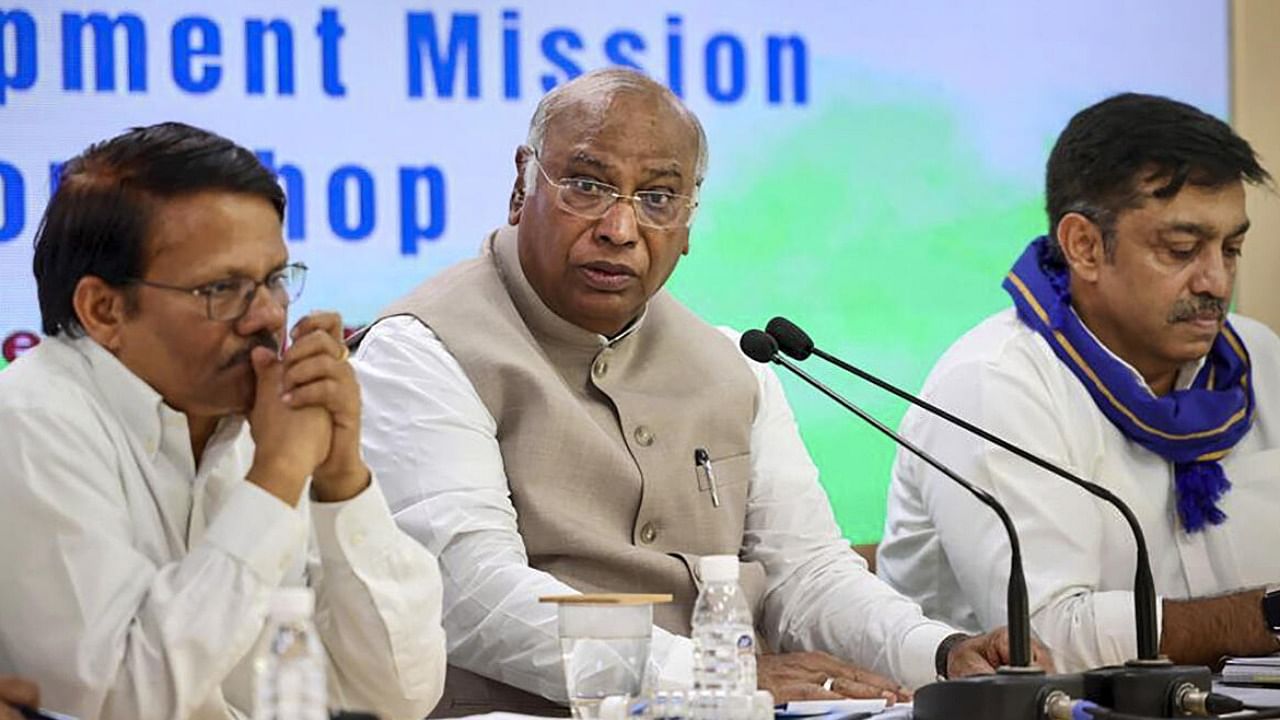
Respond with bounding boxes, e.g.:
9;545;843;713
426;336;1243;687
633;425;654;447
639;523;658;544
350;530;366;547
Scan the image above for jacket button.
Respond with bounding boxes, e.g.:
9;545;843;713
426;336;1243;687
592;358;609;379
633;425;654;447
639;523;658;544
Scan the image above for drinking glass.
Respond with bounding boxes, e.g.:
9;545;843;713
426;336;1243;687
542;593;671;719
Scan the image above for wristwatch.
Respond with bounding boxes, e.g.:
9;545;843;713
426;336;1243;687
935;632;970;679
1262;586;1280;636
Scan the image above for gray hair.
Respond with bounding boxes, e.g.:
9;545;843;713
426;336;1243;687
521;68;709;195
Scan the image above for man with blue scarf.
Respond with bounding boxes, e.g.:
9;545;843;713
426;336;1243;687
878;93;1280;672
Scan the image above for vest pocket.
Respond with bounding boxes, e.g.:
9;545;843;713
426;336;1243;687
693;450;752;494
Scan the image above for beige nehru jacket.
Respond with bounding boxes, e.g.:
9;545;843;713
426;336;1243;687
371;226;765;711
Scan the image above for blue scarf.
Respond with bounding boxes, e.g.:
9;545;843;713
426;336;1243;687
1003;236;1255;532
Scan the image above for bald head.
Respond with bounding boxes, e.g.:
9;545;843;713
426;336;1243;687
522;69;708;194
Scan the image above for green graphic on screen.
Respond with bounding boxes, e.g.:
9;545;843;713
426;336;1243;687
671;93;1045;542
0;2;1230;545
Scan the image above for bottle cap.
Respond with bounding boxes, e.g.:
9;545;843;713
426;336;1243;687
270;587;315;618
700;555;740;582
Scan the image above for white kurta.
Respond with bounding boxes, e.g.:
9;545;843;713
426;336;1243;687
879;309;1280;672
0;335;448;720
354;315;958;699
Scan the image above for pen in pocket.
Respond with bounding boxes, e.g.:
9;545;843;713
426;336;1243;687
694;447;721;508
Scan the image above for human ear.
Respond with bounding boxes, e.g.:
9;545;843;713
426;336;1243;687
509;145;534;225
73;275;132;352
1056;212;1105;283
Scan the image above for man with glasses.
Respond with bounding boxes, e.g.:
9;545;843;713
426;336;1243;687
0;122;447;720
353;68;1039;715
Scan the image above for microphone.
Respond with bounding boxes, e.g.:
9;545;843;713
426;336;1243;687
739;331;1034;666
739;330;1084;719
766;316;1162;660
763;316;1211;717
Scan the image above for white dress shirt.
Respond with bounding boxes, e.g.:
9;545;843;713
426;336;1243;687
354;314;957;700
0;335;447;720
879;309;1280;672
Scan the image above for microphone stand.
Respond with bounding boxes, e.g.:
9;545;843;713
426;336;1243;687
739;331;1083;720
805;343;1158;659
764;317;1212;717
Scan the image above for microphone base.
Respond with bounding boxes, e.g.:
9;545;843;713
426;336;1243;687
913;671;1083;720
1082;662;1211;717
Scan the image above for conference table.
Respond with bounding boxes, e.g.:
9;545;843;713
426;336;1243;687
444;682;1280;720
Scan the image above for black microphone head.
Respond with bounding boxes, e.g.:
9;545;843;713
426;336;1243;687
739;329;779;364
766;316;815;360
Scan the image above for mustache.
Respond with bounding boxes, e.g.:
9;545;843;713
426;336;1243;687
1167;296;1227;323
223;331;280;368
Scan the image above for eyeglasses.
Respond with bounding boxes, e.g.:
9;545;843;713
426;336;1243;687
128;262;308;322
532;157;698;229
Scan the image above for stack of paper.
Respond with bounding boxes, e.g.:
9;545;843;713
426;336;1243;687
775;698;910;719
1222;655;1280;685
1214;680;1280;709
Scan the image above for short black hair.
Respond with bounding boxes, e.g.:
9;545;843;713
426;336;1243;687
1044;93;1270;264
32;122;285;336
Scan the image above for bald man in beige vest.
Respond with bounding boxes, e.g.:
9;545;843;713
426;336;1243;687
353;68;1044;716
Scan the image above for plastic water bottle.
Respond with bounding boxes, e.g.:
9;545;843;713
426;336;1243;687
691;555;757;700
620;688;772;720
254;588;328;720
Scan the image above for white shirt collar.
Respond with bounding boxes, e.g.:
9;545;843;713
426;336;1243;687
65;334;243;466
1070;307;1207;397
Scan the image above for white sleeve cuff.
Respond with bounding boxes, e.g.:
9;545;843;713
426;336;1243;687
203;481;307;586
310;477;401;564
898;622;960;690
1088;590;1163;666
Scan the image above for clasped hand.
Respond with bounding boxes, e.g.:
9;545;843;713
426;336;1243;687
245;311;369;506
